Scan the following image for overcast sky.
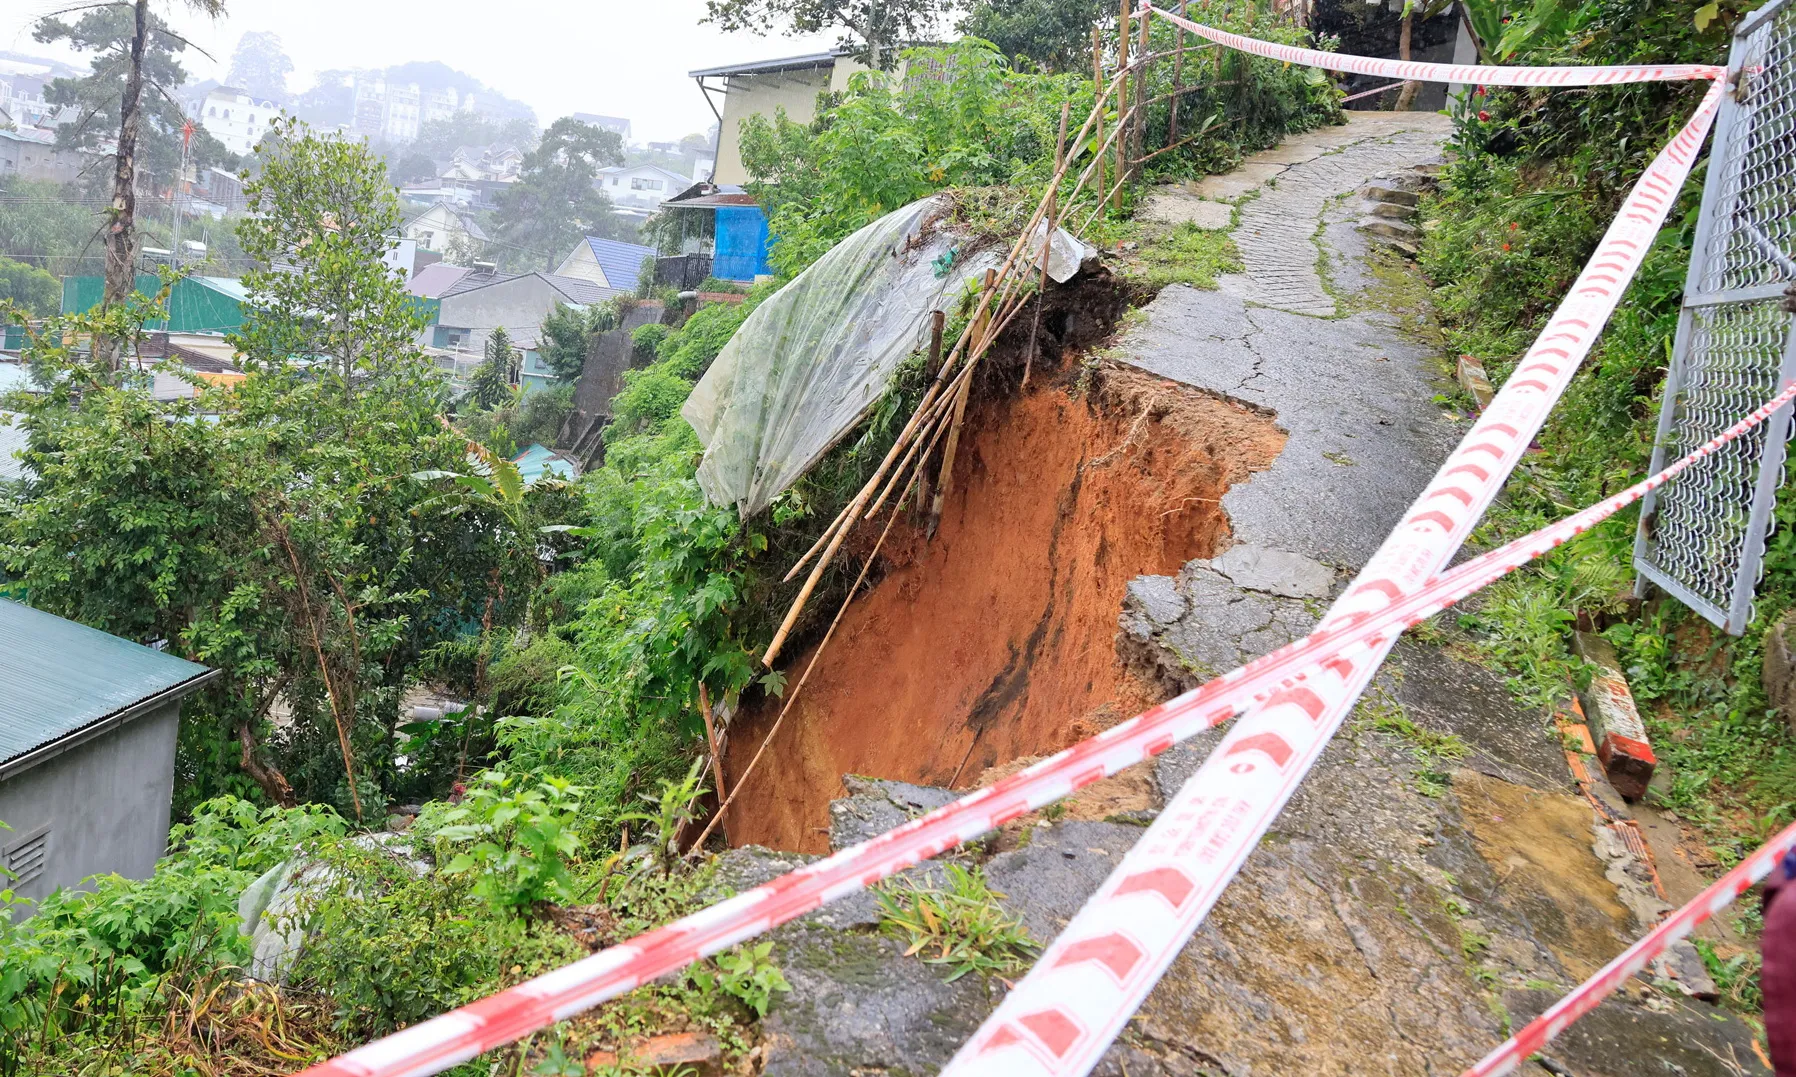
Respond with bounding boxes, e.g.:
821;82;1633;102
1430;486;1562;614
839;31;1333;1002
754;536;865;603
1;0;849;143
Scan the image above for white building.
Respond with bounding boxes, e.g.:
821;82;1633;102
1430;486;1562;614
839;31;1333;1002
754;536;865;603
383;82;422;144
595;164;692;219
197;87;277;156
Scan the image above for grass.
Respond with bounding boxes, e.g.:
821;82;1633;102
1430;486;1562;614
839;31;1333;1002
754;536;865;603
1356;691;1468;798
876;864;1039;982
1126;221;1243;291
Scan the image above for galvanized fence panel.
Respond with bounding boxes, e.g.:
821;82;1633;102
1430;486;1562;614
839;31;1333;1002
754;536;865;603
1634;0;1796;634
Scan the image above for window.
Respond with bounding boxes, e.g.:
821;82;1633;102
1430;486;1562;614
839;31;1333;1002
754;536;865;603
208;106;216;117
611;177;619;186
248;114;255;125
3;825;49;888
630;177;663;191
223;109;230;120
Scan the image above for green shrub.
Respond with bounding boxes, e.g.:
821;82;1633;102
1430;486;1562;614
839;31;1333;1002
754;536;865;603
434;770;588;918
632;322;671;363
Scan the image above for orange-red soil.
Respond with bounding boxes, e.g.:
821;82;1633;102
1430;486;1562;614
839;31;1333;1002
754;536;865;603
722;365;1285;852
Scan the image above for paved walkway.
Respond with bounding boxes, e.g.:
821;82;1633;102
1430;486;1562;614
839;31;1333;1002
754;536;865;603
1143;112;1452;316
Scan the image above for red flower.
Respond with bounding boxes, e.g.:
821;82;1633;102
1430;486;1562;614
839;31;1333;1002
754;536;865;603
1501;242;1511;251
1475;85;1487;96
1509;221;1519;230
1478;109;1491;121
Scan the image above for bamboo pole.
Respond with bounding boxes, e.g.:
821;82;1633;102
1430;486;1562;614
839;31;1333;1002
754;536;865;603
766;71;1122;661
1132;7;1151;184
688;440;934;855
1025;101;1071;389
1092;26;1107;215
698;683;727;841
1168;0;1186;146
1114;0;1131;214
928;268;996;538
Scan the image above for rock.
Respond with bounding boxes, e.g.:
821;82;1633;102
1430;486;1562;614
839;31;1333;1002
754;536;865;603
1205;542;1336;599
760;920;1000;1077
1573;631;1656;800
1501;987;1771;1076
829;776;957;850
1649;938;1721;1001
587;1031;723;1076
1126;574;1187;626
1359;182;1421;205
1358;216;1419;240
1763;609;1796;732
1367;200;1418;219
1456;354;1495;409
984;821;1145;941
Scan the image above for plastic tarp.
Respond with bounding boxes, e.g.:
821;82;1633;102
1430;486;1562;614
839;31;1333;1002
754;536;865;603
683;195;1094;518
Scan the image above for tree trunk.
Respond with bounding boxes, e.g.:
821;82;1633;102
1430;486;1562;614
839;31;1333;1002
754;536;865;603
1394;9;1421;111
100;0;151;370
239;720;297;807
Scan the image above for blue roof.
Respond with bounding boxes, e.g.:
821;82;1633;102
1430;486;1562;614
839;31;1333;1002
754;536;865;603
583;237;658;292
512;443;578;485
0;600;214;772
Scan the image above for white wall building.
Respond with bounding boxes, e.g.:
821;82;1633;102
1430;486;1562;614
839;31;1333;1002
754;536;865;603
197;87;277;156
595;164;692;219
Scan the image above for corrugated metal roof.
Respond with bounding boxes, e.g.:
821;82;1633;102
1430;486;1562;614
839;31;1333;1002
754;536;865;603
581;237;658;292
0;599;213;768
688;50;842;78
408;263;474;298
512;443;579;484
545;273;621;306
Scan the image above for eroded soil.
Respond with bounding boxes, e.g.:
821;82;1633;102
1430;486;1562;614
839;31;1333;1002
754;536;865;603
723;365;1284;851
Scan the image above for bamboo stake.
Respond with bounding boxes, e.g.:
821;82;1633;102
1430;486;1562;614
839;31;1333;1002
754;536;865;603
1025;101;1072;389
928;269;995;538
688;449;931;855
1169;0;1186;146
1092;26;1107;214
1132;6;1151;185
699;682;726;814
767;73;1121;655
1114;0;1131;214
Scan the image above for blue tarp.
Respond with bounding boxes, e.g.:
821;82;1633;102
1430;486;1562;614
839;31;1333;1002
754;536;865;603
713;206;772;282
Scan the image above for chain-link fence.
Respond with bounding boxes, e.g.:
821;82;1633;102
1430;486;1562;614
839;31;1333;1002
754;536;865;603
1634;0;1796;634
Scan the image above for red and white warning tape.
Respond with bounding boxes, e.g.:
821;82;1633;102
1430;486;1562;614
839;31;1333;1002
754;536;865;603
296;366;1787;1077
939;17;1729;1077
1462;817;1796;1076
1140;3;1724;84
294;27;1743;1077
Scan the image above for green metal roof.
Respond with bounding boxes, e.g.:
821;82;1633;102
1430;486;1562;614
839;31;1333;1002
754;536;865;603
61;274;247;334
0;599;215;773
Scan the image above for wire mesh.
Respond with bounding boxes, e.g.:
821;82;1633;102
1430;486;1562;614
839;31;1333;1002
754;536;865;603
1698;5;1796;296
1641;301;1794;618
1636;0;1796;633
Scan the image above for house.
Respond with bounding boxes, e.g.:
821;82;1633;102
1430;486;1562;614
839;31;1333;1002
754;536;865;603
595;164;692;219
431;269;618;388
407;262;476;300
553;236;659;292
659;184;773;282
573;113;631;140
0;127;92;184
196;87;278;156
403;200;488;254
690;50;870;185
0;599;217;916
135;332;246;401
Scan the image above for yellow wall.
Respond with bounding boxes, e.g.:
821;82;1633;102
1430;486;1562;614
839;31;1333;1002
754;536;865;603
711;56;874;185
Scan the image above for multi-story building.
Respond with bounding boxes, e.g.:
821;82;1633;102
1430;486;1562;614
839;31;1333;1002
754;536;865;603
422;86;461;126
383;82;422;144
195;87;278;156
